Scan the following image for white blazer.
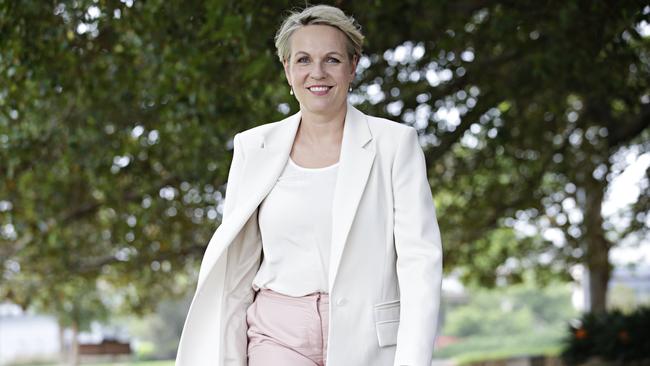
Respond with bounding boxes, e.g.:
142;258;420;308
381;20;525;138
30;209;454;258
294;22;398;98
176;103;443;366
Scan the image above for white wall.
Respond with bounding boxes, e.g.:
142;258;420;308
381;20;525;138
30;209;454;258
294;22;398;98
0;303;60;365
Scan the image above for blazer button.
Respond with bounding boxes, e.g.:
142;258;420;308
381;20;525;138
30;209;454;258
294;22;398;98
335;297;347;306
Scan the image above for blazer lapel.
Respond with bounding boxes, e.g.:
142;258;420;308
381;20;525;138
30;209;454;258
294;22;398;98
236;113;301;214
328;104;375;292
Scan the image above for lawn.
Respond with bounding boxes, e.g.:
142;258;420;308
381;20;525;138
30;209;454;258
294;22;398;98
84;362;174;366
432;328;565;365
22;361;174;366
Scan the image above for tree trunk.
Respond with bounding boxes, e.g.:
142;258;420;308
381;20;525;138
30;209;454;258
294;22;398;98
69;321;80;366
583;175;612;313
587;256;610;312
58;321;66;363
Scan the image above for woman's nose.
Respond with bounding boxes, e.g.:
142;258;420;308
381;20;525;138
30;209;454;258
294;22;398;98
309;62;326;79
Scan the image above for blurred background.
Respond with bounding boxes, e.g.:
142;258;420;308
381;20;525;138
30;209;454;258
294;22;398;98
1;1;649;365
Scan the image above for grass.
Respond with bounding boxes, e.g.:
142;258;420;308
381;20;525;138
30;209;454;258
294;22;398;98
432;328;565;365
453;344;562;365
19;361;174;366
85;362;174;366
22;329;565;366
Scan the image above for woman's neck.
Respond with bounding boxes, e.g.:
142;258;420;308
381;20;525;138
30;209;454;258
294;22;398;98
297;105;347;146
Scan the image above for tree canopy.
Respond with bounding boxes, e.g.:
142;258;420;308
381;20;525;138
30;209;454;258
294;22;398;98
1;0;648;328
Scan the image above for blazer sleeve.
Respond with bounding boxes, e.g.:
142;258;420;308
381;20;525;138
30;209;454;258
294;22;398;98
222;132;245;221
391;127;443;366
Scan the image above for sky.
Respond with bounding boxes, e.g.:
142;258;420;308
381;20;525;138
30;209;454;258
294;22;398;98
605;151;650;266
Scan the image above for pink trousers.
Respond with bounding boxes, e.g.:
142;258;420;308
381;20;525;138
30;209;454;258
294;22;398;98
246;289;329;366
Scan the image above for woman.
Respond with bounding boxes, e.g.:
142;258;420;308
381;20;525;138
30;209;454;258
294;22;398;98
176;5;443;366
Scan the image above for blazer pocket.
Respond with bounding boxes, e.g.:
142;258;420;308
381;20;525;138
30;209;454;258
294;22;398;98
373;299;400;347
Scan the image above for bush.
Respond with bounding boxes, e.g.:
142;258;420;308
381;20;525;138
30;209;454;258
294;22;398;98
561;306;650;365
443;282;576;338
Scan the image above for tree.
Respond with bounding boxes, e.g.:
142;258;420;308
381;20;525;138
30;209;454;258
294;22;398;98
346;0;650;311
1;0;294;362
1;2;648;345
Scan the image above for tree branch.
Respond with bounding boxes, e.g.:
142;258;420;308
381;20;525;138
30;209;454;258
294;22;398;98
608;103;650;148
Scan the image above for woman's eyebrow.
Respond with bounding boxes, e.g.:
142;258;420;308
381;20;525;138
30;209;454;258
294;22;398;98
294;51;344;57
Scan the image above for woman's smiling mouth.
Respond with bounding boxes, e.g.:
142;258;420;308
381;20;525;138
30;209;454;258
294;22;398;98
307;85;333;95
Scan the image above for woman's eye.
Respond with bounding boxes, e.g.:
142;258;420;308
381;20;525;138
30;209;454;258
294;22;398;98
327;57;340;63
297;57;309;63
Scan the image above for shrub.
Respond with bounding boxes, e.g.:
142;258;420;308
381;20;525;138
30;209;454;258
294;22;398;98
561;306;650;365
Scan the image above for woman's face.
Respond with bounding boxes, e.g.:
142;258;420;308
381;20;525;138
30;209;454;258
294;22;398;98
284;24;358;116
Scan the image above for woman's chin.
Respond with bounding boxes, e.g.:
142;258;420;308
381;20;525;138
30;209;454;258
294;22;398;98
301;99;345;115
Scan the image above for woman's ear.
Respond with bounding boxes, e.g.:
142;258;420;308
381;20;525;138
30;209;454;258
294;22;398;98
283;58;291;86
350;54;359;77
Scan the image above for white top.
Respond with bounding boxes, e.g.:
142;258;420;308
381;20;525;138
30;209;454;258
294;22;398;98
252;156;339;297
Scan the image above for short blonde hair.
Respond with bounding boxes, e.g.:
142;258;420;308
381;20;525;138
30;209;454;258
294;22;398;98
274;4;364;63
